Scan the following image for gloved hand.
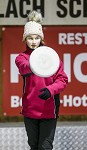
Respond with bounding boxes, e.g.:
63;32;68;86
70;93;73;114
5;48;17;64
39;88;51;100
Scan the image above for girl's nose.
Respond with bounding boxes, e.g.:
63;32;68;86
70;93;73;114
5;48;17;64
32;39;36;43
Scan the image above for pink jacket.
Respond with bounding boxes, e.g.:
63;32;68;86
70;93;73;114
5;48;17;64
15;46;68;119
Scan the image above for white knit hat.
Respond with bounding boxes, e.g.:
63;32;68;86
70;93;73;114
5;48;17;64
23;11;44;41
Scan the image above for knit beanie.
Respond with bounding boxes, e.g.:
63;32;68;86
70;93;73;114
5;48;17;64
23;11;44;41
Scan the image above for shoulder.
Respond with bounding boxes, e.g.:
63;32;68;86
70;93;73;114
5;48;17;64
16;50;29;59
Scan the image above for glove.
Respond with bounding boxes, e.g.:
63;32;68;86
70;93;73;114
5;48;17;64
39;88;51;100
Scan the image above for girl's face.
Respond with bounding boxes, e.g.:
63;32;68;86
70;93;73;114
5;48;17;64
26;34;41;49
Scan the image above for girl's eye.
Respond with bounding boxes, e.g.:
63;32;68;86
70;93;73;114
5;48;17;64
27;36;40;40
36;37;40;40
29;38;33;40
27;37;33;40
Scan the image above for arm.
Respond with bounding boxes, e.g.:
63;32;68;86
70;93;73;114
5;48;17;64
46;60;68;96
15;53;32;76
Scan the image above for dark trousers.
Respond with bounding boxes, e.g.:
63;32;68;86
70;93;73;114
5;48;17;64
24;117;57;150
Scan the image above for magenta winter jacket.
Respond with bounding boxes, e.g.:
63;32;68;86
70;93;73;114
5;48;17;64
15;46;68;119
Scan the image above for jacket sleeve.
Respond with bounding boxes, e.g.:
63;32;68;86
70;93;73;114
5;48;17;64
15;53;32;76
46;60;68;96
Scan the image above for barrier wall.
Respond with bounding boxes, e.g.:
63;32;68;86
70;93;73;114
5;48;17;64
0;124;87;150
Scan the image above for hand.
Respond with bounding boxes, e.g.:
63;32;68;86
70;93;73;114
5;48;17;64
39;88;51;100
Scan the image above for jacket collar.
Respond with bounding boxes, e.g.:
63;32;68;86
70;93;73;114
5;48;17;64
25;45;33;55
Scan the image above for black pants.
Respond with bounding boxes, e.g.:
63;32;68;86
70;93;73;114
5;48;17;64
24;117;57;150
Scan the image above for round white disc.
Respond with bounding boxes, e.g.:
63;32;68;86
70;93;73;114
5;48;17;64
29;46;60;77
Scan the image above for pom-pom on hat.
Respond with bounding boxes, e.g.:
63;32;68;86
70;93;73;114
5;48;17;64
23;11;44;41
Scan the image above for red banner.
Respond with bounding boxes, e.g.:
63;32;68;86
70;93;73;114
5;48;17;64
2;26;87;116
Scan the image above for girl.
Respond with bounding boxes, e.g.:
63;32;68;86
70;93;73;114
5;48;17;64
15;11;68;150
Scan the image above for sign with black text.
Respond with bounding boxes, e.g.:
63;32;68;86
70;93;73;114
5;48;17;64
0;0;87;25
